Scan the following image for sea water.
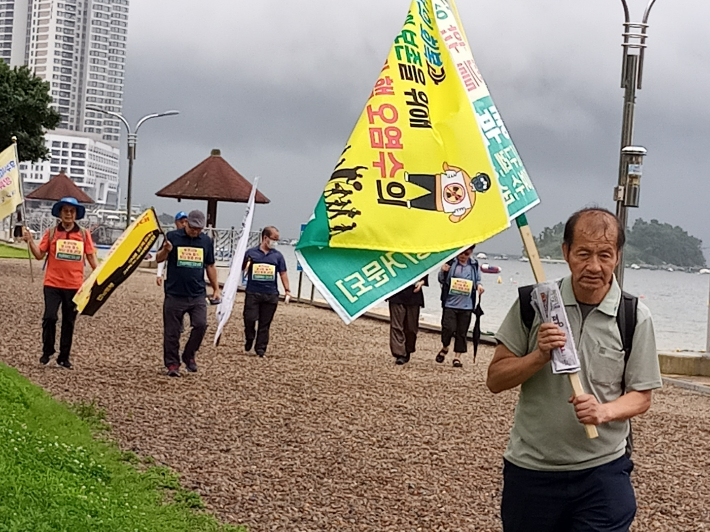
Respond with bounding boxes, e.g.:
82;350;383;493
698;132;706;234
278;246;709;352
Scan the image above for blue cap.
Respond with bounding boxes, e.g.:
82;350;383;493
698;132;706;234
52;197;86;220
175;211;188;221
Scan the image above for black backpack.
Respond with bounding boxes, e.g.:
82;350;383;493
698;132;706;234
518;282;638;456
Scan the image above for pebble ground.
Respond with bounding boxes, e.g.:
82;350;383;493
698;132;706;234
1;260;708;531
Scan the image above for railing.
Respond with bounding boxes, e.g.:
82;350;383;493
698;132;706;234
205;227;261;264
3;210;261;262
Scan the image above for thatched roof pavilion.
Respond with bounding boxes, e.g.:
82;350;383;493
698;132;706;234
155;148;269;227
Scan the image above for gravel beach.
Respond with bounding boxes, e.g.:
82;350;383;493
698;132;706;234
1;259;708;531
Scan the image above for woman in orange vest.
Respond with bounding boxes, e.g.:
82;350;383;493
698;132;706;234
23;197;98;369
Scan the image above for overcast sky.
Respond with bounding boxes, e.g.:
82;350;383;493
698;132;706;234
120;0;710;255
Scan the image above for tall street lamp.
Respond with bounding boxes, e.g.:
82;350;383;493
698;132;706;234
86;106;179;228
613;0;659;288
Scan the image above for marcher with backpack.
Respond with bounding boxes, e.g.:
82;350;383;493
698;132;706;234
487;207;662;532
435;245;483;368
22;197;98;369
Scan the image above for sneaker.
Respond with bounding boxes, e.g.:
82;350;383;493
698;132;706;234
244;339;253;352
395;355;408;365
39;354;51;365
256;351;265;358
57;359;72;369
185;359;198;373
166;365;181;377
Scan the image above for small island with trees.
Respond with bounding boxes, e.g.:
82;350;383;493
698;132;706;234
532;218;707;269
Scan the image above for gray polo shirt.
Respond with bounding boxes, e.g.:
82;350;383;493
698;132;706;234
495;276;662;471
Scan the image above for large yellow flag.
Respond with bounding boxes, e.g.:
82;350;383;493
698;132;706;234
0;145;23;220
297;0;539;323
74;208;162;316
301;0;509;254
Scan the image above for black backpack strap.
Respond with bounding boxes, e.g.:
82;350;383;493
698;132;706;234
617;291;638;458
617;291;638;393
518;284;536;330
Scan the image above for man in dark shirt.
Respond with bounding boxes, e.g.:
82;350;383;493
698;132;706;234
155;210;221;377
242;226;290;357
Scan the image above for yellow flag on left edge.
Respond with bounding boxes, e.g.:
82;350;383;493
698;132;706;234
74;208;162;316
0;145;23;220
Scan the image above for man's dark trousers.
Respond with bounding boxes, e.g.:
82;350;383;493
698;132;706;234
501;456;637;532
43;287;78;363
163;295;207;368
244;292;279;355
389;302;420;356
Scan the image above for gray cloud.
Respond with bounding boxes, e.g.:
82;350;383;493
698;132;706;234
119;0;710;254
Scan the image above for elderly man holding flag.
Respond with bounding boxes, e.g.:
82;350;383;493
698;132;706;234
488;208;663;531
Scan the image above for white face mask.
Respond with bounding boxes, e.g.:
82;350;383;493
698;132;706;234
266;238;278;249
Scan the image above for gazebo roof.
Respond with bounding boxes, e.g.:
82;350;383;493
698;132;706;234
25;171;94;203
155;149;270;204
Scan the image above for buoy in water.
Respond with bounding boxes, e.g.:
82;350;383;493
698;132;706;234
497;276;502;284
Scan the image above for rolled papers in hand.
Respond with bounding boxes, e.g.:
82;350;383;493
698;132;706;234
530;281;581;374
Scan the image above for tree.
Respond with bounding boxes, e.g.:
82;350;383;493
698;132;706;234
532;222;565;259
626;218;706;268
158;212;176;226
0;62;61;162
528;217;707;268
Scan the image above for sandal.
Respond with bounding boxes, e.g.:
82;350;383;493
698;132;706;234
435;348;448;364
452;359;463;368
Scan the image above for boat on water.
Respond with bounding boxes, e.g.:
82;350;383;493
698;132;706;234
481;263;502;274
699;269;710;275
519;256;530;262
476;252;488;260
630;264;641;270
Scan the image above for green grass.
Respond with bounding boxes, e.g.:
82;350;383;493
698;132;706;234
0;363;247;532
0;242;30;259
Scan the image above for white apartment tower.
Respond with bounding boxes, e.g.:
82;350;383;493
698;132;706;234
1;0;129;205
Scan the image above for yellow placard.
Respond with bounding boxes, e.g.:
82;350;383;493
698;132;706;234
177;247;204;268
252;263;276;281
449;277;473;296
55;239;84;261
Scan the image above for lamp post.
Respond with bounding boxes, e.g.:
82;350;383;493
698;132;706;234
86;106;179;228
613;0;659;288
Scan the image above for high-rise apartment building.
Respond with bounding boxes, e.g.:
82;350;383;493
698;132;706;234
1;0;129;205
0;0;29;65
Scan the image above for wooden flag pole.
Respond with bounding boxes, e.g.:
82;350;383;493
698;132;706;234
516;214;598;439
11;137;34;283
